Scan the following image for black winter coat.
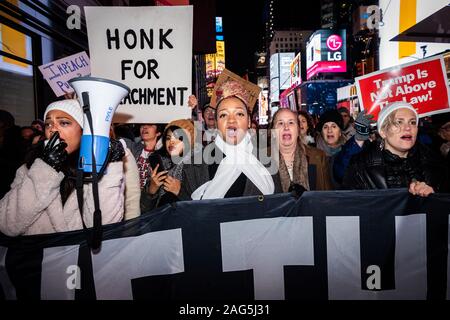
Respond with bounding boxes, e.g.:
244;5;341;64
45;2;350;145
342;141;448;192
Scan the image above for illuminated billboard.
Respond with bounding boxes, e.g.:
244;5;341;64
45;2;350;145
258;90;269;125
216;17;223;33
378;0;450;69
270;52;295;102
205;40;226;96
290;53;301;86
306;29;347;80
279;52;295;90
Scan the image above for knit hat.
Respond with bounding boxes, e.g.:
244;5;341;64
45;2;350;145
215;80;251;112
377;101;418;130
337;107;350;115
163;119;195;147
317;109;344;132
43;99;84;129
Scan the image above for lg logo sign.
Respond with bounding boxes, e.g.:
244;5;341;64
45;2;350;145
326;34;343;51
326;34;343;61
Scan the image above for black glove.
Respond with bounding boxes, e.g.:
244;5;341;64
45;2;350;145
288;183;306;199
354;110;376;141
108;139;125;162
41;132;68;172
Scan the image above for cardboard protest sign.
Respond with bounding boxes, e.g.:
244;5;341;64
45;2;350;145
85;6;193;123
38;52;90;97
210;68;262;112
355;55;450;120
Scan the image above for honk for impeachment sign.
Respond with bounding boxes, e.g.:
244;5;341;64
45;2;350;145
85;6;193;123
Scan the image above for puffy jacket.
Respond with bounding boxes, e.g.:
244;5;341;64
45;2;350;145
0;159;125;236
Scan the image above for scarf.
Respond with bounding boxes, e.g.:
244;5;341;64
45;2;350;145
191;133;275;200
278;140;310;193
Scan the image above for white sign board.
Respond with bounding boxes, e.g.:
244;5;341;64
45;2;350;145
85;6;193;123
38;51;90;97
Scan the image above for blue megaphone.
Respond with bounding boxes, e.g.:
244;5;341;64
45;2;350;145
68;76;130;173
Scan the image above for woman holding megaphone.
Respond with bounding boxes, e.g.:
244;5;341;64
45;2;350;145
0;99;126;236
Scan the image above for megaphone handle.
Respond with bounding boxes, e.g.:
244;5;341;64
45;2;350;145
81;91;103;250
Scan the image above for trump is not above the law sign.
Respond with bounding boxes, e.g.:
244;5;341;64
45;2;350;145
38;51;90;97
355;55;450;121
84;6;193;123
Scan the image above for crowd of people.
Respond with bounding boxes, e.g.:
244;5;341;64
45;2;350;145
0;79;449;237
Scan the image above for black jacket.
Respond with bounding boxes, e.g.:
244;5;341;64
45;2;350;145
343;141;448;192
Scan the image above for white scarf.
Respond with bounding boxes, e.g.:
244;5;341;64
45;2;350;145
191;133;275;200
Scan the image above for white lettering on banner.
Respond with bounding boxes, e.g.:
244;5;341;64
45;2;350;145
220;217;314;300
0;246;16;300
40;245;79;300
327;215;427;299
91;229;184;300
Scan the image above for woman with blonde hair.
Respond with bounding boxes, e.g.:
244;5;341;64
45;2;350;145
343;102;447;195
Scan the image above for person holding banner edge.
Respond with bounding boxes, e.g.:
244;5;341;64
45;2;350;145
342;101;448;195
0;99;126;236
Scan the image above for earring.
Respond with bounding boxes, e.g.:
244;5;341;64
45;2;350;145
379;139;385;151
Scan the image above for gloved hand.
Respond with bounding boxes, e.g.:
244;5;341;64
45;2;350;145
288;183;306;199
109;138;125;162
354;110;375;141
41;132;68;172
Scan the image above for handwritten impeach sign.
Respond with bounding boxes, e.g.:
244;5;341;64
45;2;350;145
355;55;450;120
85;6;193;123
38;52;90;97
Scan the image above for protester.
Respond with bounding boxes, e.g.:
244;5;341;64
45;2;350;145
123;123;164;190
21;126;35;141
315;109;346;157
431;112;450;162
271;108;332;192
201;103;217;146
142;119;195;210
337;107;356;141
180;80;282;200
343;102;448;195
0;99;126;236
31;119;45;133
30;119;46;144
314;109;346;187
297;110;316;146
110;126;141;221
333;110;376;186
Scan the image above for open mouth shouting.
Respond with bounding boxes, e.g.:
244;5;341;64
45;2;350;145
282;132;292;141
226;125;238;138
400;134;413;142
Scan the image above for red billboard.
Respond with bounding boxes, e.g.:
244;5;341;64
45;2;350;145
306;29;347;80
355;55;450;120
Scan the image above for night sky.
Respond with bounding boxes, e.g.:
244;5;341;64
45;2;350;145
216;0;321;77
